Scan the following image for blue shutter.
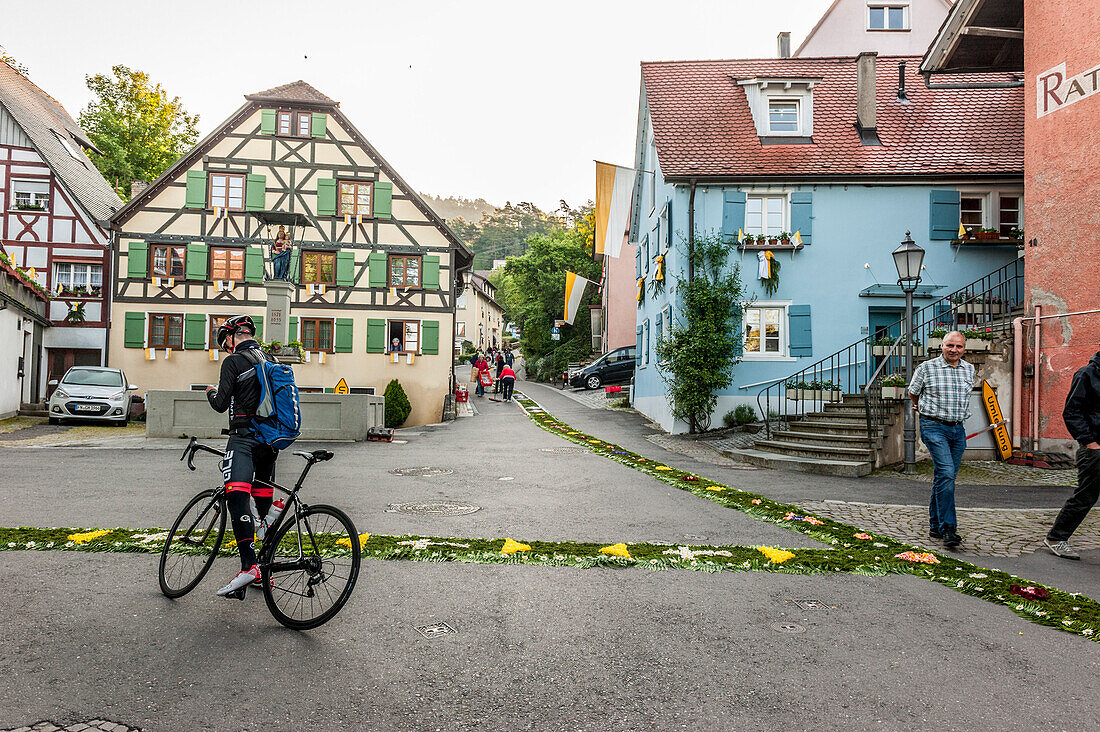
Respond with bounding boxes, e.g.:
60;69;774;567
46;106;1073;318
644;320;650;366
722;190;746;240
666;200;673;251
788;305;812;357
790;192;813;245
664;305;672;333
929;189;961;240
654;312;662;345
635;247;642;278
644;234;650;274
636;326;643;366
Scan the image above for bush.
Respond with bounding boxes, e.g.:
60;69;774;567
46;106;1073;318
383;379;412;428
723;404;757;427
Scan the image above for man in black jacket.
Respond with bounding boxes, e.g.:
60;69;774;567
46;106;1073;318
1045;351;1100;560
205;314;278;594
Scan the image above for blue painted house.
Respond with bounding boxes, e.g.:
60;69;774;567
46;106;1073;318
630;53;1024;433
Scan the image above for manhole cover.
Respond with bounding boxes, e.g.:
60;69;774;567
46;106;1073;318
771;622;806;634
388;466;454;476
538;447;588;454
415;622;457;638
385;501;481;516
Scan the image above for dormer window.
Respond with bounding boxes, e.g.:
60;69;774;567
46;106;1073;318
768;100;800;134
736;76;820;143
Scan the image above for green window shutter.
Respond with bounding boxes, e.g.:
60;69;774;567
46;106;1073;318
317;179;337;217
124;312;146;348
722;189;746;240
422;255;440;289
185;170;207;209
127;241;148;279
288;249;300;283
184;313;207;350
311;113;327;138
790;192;813;245
373;181;392;219
422;320;439;355
368;251;387;287
245;174;266;212
788;305;813;357
288;316;298;341
336;251;355;287
366;318;386;353
929;189;961;240
185;242;209;280
260;109;276;135
252;315;263;341
335;318;354;353
245;246;264;282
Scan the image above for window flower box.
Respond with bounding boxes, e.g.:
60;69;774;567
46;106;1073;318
965;338;994;352
881;385;909;400
928;337;943;351
785;388;843;402
871;344;916;356
959;302;1004;315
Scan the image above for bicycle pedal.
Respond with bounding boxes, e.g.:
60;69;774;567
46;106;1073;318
225;587;247;601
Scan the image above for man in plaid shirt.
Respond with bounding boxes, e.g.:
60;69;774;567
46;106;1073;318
909;331;975;549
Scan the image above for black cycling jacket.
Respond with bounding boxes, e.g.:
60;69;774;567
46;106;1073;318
207;340;266;430
1063;351;1100;447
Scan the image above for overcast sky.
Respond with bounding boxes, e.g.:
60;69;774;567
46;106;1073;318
5;0;830;211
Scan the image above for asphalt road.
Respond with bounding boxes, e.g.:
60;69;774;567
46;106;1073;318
2;391;1099;731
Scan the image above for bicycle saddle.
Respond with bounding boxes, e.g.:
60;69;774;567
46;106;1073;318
294;449;334;462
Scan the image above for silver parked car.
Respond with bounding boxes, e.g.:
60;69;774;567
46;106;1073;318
48;367;138;426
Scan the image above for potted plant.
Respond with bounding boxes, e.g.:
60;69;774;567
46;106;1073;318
871;334;897;356
880;373;908;400
766;234;779;246
263;339;305;363
785;378;843;402
962;328;996;352
1007;227;1024;241
976;227;1000;241
778;232;791;245
755;234;767;245
927;327;947;351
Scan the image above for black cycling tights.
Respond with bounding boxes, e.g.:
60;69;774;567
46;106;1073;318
227;491;258;570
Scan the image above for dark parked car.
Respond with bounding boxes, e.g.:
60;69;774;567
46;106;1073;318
570;346;636;390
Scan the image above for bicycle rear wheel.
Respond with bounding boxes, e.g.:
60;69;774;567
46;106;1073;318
159;489;227;598
262;504;361;630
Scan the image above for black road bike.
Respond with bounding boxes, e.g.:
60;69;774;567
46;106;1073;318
158;437;361;630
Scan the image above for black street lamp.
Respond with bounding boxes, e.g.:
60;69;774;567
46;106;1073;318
893;231;925;474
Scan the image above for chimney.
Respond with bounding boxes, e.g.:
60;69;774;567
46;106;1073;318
855;51;881;145
130;179;149;198
897;61;909;101
777;32;791;58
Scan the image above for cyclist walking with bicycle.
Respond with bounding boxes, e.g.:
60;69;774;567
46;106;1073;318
205;314;277;597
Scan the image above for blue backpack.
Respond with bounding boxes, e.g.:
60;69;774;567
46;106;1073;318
242;348;301;450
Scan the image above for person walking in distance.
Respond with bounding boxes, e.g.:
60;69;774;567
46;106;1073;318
500;362;516;401
908;331;975;550
1044;349;1100;559
473;353;490;398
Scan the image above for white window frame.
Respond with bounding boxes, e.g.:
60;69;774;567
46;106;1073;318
742;301;797;362
958;186;1024;233
387;318;421;355
11;179;50;211
745;194;789;237
53;262;103;294
867;3;909;31
767;98;802;135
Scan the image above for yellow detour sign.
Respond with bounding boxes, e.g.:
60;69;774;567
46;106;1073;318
981;380;1012;460
334;378;349;395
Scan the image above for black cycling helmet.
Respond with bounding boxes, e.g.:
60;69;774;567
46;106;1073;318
216;314;256;350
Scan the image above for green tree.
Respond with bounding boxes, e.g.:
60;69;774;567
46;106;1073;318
383;379;412;428
0;46;29;76
501;206;600;379
78;65;199;199
454;201;564;269
655;230;746;432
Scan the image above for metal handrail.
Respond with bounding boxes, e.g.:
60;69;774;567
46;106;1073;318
756;257;1023;440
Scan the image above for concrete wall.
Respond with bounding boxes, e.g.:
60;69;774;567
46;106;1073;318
145;390;384;440
795;0;951;57
1023;1;1100;454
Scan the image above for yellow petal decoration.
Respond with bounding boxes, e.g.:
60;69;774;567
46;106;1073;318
655;466;672;471
599;543;631;558
757;546;796;564
337;533;370;549
705;485;726;492
67;529;111;545
501;538;531;555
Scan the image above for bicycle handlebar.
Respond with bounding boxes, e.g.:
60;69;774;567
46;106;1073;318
180;436;226;471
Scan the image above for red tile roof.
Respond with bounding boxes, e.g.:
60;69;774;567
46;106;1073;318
640;55;1022;179
245;80;338;107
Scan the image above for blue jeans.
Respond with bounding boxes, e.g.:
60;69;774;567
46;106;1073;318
920;419;966;533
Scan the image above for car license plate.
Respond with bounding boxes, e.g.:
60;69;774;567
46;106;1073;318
75;404;99;412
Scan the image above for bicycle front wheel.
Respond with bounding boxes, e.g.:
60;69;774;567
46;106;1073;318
262;504;361;630
159;489;227;598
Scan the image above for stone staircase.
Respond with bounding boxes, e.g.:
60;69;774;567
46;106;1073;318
716;394;902;478
18;401;48;417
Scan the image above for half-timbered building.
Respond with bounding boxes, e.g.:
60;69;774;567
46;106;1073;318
109;81;473;427
0;62;123;402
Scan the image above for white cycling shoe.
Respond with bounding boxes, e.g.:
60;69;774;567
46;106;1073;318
216;565;261;597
